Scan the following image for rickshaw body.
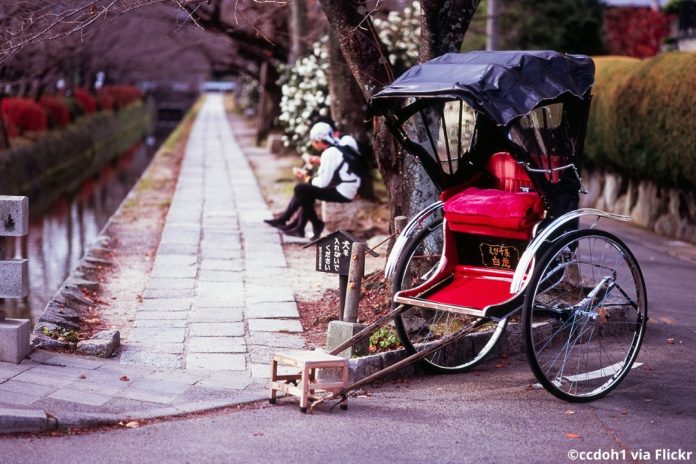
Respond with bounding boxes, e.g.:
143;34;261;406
370;51;648;402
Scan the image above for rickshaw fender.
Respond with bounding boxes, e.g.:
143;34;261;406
510;208;631;294
385;201;444;278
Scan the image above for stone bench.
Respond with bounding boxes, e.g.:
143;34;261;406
266;134;285;154
321;200;361;233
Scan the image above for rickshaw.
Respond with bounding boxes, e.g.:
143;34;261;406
274;51;648;411
365;50;648;403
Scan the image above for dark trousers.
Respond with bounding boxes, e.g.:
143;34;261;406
280;183;350;231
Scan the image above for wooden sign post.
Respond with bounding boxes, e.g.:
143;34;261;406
306;230;378;357
309;230;378;321
311;230;358;320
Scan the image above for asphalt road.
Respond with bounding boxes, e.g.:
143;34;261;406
1;220;694;464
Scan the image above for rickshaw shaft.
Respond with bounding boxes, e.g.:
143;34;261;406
317;318;486;409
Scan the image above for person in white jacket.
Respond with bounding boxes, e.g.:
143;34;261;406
264;122;361;240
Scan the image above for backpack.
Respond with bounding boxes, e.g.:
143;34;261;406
333;142;367;178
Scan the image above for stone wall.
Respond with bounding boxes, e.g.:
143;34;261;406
580;169;696;244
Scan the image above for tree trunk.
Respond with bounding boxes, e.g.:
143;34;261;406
288;0;308;64
327;29;375;199
319;0;481;223
420;0;482;59
327;30;369;143
403;0;482;217
256;60;281;145
0;96;10;150
318;0;408;223
486;0;501;51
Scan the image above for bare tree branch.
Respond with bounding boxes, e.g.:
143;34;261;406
0;0;209;63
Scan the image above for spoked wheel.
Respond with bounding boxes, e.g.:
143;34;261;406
523;229;647;402
393;219;508;373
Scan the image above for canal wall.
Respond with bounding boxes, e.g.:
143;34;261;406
0;102;153;213
580;168;696;245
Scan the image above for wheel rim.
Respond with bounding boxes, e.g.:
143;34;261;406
526;232;647;399
394;220;507;372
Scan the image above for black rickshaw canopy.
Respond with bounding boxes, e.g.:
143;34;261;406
370;50;596;220
371;50;594;127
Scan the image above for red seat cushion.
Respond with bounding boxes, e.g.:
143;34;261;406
444;187;543;239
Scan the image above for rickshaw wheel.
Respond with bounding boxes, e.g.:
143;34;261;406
522;229;647;402
393;219;508;373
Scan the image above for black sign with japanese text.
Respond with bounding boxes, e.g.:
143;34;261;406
479;242;521;270
314;230;357;275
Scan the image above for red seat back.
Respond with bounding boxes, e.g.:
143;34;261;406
486;152;534;192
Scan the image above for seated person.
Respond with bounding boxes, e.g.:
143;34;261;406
264;122;361;240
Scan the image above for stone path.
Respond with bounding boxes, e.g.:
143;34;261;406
121;93;303;374
0;94;305;433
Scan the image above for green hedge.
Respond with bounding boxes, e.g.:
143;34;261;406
0;103;152;213
585;53;696;189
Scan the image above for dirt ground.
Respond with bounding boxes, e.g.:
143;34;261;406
226;111;393;349
80;106;197;341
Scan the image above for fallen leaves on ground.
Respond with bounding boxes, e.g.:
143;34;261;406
118;421;140;428
564;432;582;440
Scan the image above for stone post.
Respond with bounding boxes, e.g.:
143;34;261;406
394;215;408;234
0;196;31;363
326;242;369;358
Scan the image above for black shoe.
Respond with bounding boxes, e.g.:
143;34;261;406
284;226;305;238
310;220;325;241
264;217;286;228
280;221;299;232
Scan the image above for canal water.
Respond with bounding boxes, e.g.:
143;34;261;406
1;127;171;325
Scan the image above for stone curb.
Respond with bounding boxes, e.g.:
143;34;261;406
0;408;57;434
347;323;524;382
0;387;269;434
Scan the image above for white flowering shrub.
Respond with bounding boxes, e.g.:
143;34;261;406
278;2;422;151
372;1;421;74
278;40;331;150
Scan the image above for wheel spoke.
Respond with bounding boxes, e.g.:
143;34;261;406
524;230;647;401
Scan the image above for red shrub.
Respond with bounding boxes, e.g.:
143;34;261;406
101;85;143;109
604;7;672;58
1;97;48;134
95;90;115;111
39;95;71;127
74;88;97;113
1;113;18;139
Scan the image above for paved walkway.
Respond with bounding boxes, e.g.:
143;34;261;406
0;94;304;433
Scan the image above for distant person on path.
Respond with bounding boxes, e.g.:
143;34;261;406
264;122;361;240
